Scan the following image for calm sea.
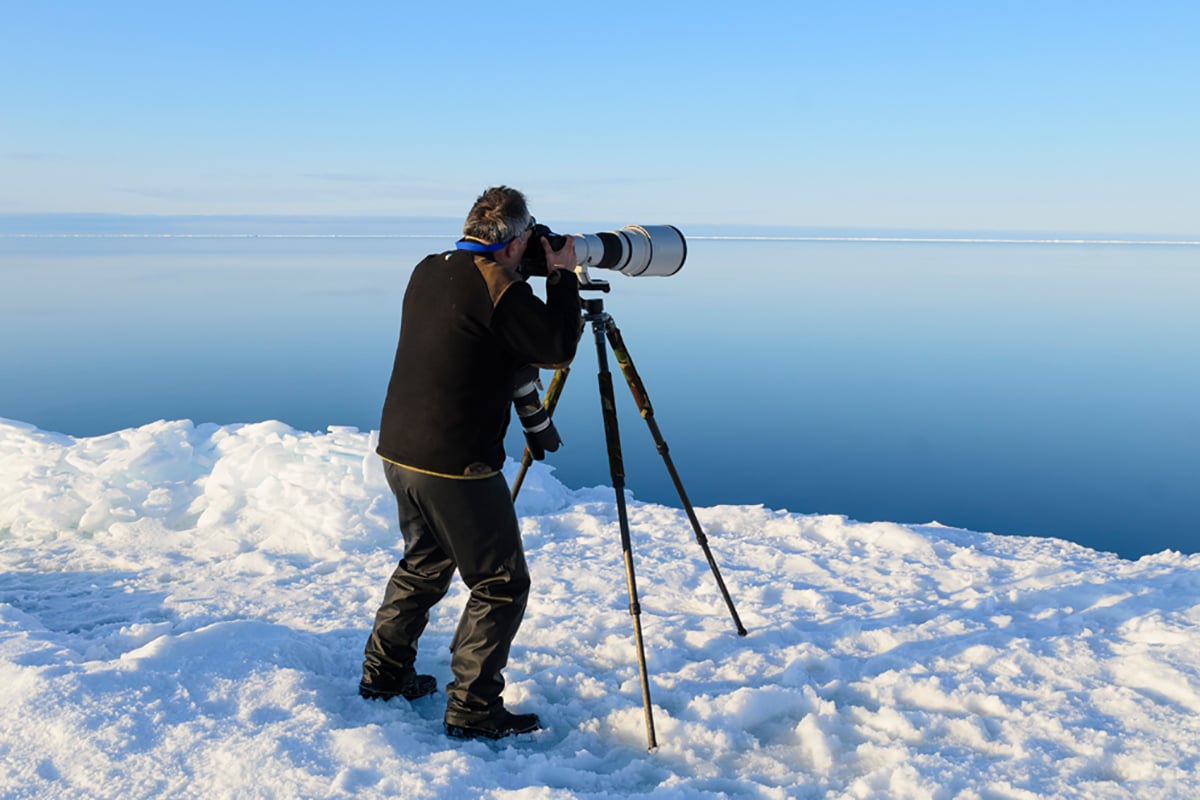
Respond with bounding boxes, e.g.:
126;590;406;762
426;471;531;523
2;226;1196;559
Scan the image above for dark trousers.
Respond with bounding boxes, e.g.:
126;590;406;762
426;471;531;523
362;461;530;719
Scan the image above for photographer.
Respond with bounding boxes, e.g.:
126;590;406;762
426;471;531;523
360;186;582;740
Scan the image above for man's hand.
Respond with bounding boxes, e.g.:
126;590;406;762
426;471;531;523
541;235;576;272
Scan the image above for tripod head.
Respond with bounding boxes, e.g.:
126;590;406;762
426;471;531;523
575;266;611;294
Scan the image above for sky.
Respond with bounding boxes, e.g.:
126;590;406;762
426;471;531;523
2;1;1198;235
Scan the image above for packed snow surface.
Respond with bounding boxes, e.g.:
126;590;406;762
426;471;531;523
2;417;1198;799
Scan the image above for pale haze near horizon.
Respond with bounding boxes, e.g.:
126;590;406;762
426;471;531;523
2;2;1197;236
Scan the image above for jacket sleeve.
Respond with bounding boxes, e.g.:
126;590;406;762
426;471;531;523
491;270;583;368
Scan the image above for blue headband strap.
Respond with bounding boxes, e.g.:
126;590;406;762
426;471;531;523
456;238;509;253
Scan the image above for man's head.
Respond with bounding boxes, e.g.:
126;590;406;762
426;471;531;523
461;186;572;273
463;186;534;254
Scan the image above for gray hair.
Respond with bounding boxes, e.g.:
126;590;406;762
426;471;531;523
462;186;532;244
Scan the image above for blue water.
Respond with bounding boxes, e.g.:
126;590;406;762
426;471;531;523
2;229;1196;559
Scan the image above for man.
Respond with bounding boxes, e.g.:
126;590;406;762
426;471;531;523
361;186;582;740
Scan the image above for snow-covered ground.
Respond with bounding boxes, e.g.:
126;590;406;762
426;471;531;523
1;417;1198;799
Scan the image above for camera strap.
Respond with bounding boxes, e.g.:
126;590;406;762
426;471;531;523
456;238;508;253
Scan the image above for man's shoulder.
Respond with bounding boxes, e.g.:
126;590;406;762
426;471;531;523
411;250;488;288
415;249;473;271
406;250;525;315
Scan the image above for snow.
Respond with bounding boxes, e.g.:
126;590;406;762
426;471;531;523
2;416;1198;799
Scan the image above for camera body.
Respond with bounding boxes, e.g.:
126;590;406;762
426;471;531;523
520;224;687;280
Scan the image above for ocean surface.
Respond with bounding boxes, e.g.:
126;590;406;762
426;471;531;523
2;220;1196;559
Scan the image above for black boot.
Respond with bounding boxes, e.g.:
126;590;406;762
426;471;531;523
444;706;541;740
359;672;438;702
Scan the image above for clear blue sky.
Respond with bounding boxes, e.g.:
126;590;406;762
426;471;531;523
3;1;1197;234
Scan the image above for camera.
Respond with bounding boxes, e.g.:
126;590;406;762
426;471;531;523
521;224;687;279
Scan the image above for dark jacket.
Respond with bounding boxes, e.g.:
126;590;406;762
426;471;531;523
376;249;582;477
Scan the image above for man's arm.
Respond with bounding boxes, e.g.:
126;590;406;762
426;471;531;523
491;270;583;368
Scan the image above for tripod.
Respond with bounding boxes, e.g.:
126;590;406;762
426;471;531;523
511;290;747;751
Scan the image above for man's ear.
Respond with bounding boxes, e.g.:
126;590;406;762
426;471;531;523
498;236;525;268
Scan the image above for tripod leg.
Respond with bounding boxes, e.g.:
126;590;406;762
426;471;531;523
603;319;748;636
592;318;659;751
510;367;571;501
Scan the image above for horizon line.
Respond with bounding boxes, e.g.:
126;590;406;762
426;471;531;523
2;232;1198;246
694;235;1200;246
